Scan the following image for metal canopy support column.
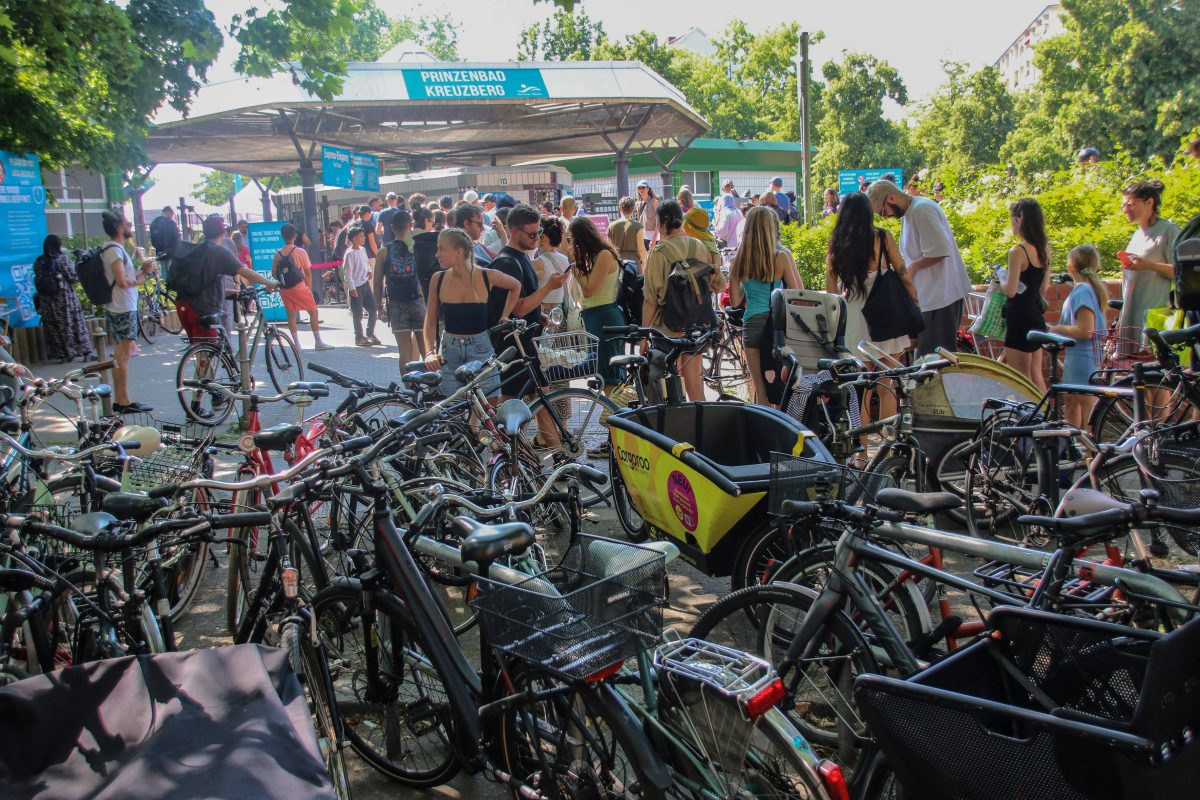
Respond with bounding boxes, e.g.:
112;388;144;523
602;121;647;203
277;109;323;263
648;137;695;205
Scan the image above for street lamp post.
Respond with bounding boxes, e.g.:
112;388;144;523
796;32;812;227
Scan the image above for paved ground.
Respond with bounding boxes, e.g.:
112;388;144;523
22;308;729;799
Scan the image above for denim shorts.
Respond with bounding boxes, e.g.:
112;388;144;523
439;331;499;397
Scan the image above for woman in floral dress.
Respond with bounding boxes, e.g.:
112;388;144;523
35;235;95;362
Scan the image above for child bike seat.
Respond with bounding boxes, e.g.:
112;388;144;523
452;516;535;565
252;423;302;452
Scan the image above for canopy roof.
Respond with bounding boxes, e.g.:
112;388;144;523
146;61;709;177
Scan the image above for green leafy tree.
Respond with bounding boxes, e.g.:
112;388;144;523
1003;0;1200;174
812;52;913;189
193;171;249;207
392;16;459;61
516;8;606;61
911;62;1016;172
320;1;460;63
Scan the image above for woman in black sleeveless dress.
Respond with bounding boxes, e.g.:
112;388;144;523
1001;199;1050;392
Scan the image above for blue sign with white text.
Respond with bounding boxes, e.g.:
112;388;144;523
402;68;548;100
0;151;47;328
322;146;353;189
247;221;288;322
838;169;904;197
351;153;380;193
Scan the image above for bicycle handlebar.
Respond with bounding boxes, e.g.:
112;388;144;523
777;497;906;525
0;431;140;462
2;509;274;553
178;379;326;404
1018;501;1200;533
418;461;607;520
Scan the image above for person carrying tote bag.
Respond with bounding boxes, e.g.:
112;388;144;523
862;229;924;343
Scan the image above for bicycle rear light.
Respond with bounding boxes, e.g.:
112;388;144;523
743;677;785;719
585;661;623;683
818;760;851;800
281;566;299;599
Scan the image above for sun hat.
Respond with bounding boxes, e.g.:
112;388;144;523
682;206;718;254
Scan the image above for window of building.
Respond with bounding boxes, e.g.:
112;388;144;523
680;170;712;197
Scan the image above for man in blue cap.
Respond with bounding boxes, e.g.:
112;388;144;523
769;176;791;218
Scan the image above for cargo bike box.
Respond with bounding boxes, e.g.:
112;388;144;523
607;402;832;575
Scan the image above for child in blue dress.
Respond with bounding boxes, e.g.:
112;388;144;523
1049;244;1108;429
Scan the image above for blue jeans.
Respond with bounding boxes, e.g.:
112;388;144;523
439;331;499;397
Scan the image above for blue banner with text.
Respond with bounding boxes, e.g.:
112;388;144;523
247;221;288;322
0;151;47;328
402;68;548;100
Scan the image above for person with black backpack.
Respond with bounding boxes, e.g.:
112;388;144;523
33;234;95;363
274;223;332;351
97;211;155;412
372;209;425;366
148;206;180;275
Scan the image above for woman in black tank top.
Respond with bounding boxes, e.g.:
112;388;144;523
422;229;519;395
1001;199;1051;392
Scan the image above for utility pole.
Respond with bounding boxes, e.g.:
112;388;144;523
797;32;812;226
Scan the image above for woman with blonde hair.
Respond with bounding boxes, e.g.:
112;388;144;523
729;206;803;405
1049;245;1109;429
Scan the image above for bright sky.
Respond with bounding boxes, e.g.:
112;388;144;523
143;0;1056;210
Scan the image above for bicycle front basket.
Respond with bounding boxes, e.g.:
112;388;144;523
470;534;666;680
1132;421;1200;509
768;453;895;515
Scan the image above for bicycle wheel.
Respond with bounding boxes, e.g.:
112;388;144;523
731;517;809;592
281;620;352;799
312;587;459;786
610;449;649;542
176;341;240;425
1096;451;1200;557
689;582;879;778
1090;372;1192;443
157;286;182;334
488;453;573;546
137;292;158;344
264;326;304;398
706;340;752;401
20;390;83;449
522;387;619;507
964;414;1047;542
498;663;662;800
929;438;976;526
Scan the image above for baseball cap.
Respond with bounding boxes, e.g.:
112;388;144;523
771;176;783;185
356;204;372;213
481;193;495;203
202;215;226;239
385;191;398;200
636;180;650;188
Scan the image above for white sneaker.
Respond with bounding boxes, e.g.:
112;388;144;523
315;342;335;351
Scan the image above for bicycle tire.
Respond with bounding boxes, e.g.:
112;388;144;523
137;293;158;344
610;448;649;542
705;340;752;402
226;485;264;634
1090;371;1193;444
487;454;573;550
964;412;1047;542
688;581;879;778
176;341;240;425
498;663;665;800
522;387;619;508
264;326;304;399
730;516;806;592
157;287;183;335
1093;452;1200;557
929;438;976;526
282;620;352;800
312;586;460;786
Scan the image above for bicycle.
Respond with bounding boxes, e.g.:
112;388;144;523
136;263;182;343
175;286;304;425
703;305;752;401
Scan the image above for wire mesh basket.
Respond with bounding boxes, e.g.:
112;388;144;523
768;453;896;516
1132;421;1200;509
1099;326;1153;373
470;534;666;680
535;330;599;383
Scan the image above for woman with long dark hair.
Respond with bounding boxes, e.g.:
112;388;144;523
34;235;95;362
569;216;624;392
826;192;916;445
1001;198;1050;390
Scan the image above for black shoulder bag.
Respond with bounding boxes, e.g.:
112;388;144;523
862;230;924;341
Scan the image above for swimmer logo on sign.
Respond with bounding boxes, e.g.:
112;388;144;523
402;68;548;100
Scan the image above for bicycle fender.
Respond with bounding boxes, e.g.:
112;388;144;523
590;682;674;795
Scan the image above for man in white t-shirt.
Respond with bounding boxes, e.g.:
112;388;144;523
866;180;973;355
99;210;154;412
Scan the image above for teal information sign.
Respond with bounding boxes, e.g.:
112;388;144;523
351;152;380;192
402;68;548;100
0;151;47;328
246;221;288;322
322;146;352;189
838;169;904;197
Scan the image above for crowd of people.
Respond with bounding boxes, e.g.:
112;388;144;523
103;160;1191;424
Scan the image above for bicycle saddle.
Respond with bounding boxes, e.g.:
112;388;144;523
285;381;329;398
454;361;484;384
1157;322;1200;346
101;491;168;522
402;371;442;389
493;399;532;435
1108;299;1124;311
403;360;427;373
69;511;118;537
875;488;961;515
1026;330;1075;348
83;384;112;400
198;312;224;327
0;412;18;434
610;354;647;370
452;516;535;565
252;423;302;451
